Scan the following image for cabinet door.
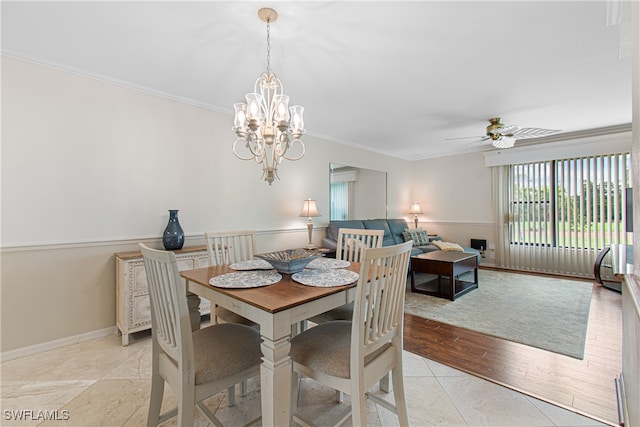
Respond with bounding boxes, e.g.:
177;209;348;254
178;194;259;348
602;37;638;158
132;295;152;327
132;261;148;295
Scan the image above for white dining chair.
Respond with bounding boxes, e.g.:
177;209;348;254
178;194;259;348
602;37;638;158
290;241;413;427
309;228;384;324
205;230;261;404
308;228;386;402
139;244;262;427
204;230;258;327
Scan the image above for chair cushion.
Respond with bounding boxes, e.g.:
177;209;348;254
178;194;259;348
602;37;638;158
193;323;262;384
290;321;389;379
402;228;430;246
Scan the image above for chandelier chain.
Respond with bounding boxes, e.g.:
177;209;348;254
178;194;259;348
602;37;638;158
266;19;271;74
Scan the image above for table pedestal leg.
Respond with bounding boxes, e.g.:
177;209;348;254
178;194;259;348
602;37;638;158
261;335;292;426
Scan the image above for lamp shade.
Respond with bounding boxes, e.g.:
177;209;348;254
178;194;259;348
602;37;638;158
299;199;320;217
409;202;423;215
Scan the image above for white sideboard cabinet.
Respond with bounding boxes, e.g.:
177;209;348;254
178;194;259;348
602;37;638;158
115;245;210;346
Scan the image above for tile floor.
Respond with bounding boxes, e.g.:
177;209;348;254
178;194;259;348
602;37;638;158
1;329;608;427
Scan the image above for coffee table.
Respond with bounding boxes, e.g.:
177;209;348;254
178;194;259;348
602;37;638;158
410;251;478;300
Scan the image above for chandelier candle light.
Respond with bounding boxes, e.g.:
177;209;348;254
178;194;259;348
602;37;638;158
409;202;423;228
300;199;320;250
232;7;306;185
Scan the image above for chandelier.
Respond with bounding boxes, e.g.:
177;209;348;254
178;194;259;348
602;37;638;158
232;7;306;185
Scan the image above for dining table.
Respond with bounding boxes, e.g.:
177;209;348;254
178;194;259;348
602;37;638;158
180;259;361;427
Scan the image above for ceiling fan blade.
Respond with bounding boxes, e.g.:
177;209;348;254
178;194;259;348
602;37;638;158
512;127;561;139
460;137;491;148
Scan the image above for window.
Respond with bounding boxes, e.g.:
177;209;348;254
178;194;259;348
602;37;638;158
330;181;348;220
509;153;632;250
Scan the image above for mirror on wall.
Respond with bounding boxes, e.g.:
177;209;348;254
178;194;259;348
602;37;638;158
329;163;388;220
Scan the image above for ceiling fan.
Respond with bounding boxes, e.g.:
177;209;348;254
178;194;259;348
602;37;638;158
449;118;561;149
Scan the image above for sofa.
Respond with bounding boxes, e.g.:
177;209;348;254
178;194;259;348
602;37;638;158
322;218;481;259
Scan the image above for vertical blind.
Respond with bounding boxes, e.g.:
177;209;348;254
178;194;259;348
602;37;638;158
501;152;631;277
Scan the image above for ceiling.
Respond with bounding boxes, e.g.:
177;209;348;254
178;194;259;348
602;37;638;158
1;1;633;160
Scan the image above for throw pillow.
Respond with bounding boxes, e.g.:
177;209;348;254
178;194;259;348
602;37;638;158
402;228;430;246
432;241;464;252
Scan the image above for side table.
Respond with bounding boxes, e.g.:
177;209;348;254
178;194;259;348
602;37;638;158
410;251;478;300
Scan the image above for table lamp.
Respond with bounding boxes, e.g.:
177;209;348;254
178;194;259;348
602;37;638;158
409;202;422;228
300;199;320;250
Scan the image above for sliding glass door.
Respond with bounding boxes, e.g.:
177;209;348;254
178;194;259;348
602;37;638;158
497;152;631;276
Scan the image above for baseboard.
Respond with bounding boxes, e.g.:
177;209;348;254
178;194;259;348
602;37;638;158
1;326;117;362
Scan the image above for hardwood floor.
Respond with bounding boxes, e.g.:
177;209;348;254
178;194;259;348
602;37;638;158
403;271;623;426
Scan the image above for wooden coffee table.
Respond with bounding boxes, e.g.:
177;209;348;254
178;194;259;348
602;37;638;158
410;251;478;300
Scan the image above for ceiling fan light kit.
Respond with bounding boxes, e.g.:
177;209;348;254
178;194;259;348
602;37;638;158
491;135;517;149
487;117;561;148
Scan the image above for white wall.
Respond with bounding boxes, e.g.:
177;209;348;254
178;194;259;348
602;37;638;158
0;56;413;353
352;167;387;219
410;152;496;252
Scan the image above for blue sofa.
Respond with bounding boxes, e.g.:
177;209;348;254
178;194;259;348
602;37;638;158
322;218;481;259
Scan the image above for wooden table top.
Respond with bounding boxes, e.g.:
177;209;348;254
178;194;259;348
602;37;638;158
181;263;360;314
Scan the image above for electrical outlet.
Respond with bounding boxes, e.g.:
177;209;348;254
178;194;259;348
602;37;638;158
488;242;495;250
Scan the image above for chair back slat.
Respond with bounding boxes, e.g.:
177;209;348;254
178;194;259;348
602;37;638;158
205;230;256;266
336;228;384;263
352;241;412;356
140;244;193;363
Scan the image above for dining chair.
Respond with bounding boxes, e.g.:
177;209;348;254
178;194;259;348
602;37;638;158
289;240;413;427
205;230;260;405
309;228;384;324
204;230;258;326
139;244;262;427
308;228;386;402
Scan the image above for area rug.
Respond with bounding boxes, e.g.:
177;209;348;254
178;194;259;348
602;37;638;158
404;269;593;359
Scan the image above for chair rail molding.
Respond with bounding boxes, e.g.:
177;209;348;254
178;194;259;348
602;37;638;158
0;226;326;252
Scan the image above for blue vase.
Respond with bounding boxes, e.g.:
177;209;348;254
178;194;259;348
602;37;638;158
163;210;184;250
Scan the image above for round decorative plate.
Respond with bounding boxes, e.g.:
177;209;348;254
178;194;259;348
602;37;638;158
306;258;351;270
209;270;282;288
229;259;274;271
291;269;359;287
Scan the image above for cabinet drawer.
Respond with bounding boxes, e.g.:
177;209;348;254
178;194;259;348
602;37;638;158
132;259;195;293
196;255;209;269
